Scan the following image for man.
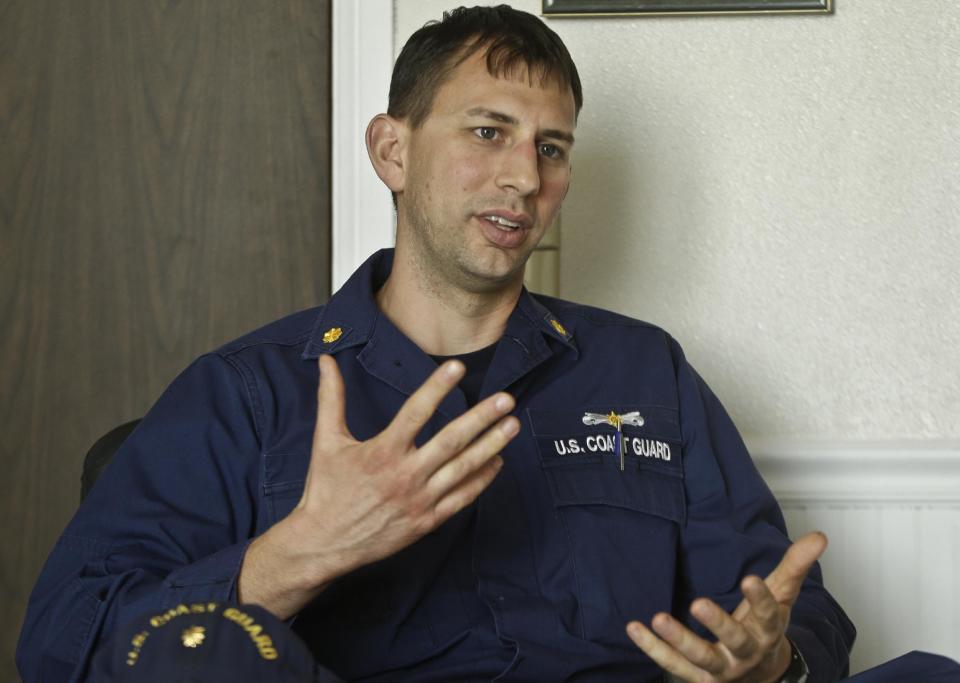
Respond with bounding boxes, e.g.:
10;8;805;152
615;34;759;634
18;6;854;682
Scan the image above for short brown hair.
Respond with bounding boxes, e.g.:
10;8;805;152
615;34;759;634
388;5;583;129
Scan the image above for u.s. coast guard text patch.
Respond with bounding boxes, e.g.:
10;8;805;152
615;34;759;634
527;406;682;475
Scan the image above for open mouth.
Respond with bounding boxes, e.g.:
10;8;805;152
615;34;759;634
476;214;530;249
481;214;523;231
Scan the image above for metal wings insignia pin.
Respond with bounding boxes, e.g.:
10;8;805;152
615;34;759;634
581;411;645;471
582;411;644;428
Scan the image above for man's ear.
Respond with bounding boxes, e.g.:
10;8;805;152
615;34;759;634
365;114;407;193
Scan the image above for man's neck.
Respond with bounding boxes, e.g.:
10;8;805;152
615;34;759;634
375;246;522;357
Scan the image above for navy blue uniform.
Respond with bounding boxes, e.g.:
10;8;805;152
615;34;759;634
18;250;854;682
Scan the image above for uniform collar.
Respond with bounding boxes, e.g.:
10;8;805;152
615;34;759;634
302;249;578;360
302;249;389;359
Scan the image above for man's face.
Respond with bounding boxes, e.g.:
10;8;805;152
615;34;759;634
398;49;576;293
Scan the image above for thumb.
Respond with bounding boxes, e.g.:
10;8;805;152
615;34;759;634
766;531;828;606
314;354;353;442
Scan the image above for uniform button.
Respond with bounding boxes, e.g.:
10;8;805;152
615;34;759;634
497;596;505;602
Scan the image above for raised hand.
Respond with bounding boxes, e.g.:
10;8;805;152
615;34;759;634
239;354;519;618
298;353;518;569
626;532;828;683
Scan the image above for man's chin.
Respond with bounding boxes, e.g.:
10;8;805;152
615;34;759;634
458;257;528;294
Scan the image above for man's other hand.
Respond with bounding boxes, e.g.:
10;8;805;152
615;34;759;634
626;532;828;683
239;354;518;618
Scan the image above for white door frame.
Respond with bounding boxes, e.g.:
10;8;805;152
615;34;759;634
331;0;397;291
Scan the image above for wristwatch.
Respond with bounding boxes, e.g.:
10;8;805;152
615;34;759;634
778;638;809;683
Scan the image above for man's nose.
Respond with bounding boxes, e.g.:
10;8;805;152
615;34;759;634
495;142;540;197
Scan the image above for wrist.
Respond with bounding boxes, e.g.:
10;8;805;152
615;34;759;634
759;637;794;683
766;637;808;683
284;507;359;593
238;516;335;619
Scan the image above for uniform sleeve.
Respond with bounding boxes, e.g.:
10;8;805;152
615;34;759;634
671;340;856;683
16;353;262;683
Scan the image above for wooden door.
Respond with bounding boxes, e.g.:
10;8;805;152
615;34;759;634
0;2;331;679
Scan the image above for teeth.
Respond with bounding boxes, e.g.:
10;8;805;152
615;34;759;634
483;215;521;229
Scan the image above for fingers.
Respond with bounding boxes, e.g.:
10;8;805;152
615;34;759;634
386;361;465;445
630;535;828;683
419;391;517;474
433;455;504;522
739;577;782;640
419;390;519;525
690;598;759;660
315;355;351;440
765;532;827;606
424;411;519;498
627;619;716;683
732;532;828;621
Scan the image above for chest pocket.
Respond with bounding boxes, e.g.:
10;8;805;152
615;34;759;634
528;406;687;644
528;406;686;526
261;451;310;526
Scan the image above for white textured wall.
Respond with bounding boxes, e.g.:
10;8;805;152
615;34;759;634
395;0;960;441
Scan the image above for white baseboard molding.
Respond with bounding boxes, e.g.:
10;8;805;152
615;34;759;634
747;438;960;505
747;438;960;670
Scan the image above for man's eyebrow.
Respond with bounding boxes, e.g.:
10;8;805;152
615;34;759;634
465;107;517;125
464;107;575;145
541;127;575;145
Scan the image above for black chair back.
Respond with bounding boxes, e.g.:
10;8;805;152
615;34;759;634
81;419;141;500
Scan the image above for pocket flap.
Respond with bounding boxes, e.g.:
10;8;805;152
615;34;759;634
545;463;686;525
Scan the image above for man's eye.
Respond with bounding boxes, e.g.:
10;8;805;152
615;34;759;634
474;127;499;140
539;143;563;160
